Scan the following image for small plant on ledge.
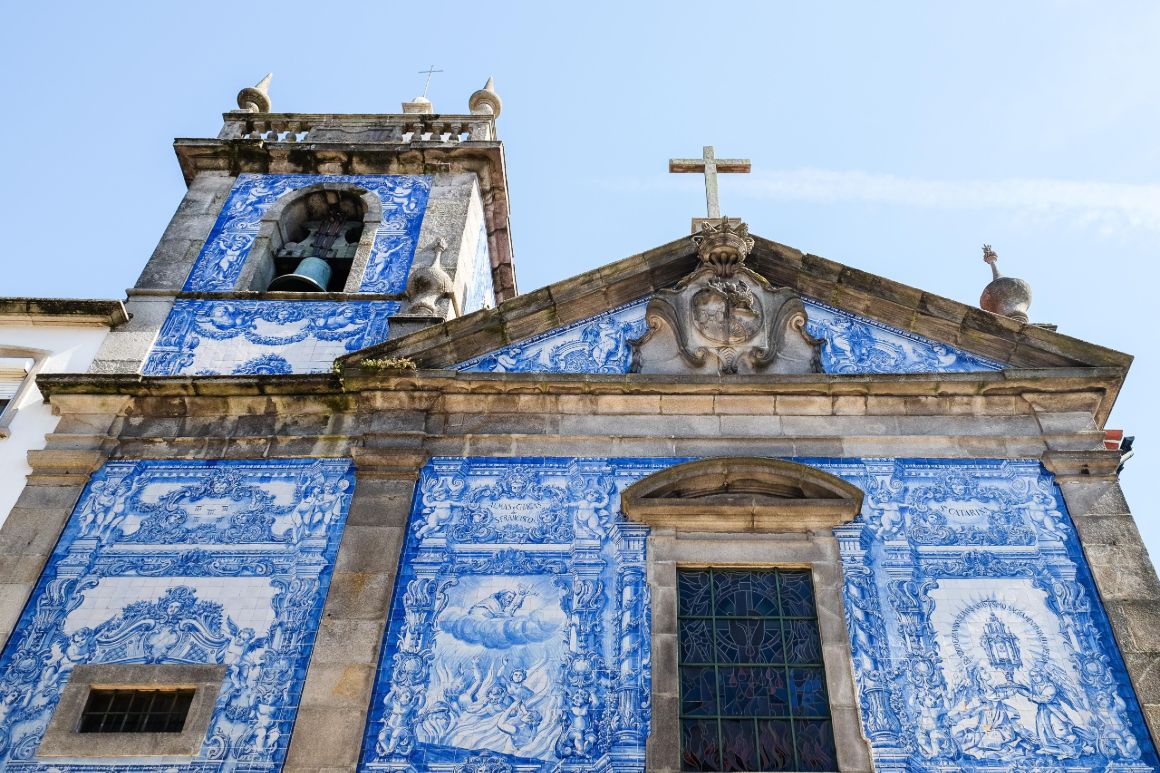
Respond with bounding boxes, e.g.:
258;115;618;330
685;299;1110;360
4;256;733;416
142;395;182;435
359;357;418;371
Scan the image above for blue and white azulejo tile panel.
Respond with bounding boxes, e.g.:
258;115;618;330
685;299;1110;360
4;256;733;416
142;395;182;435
361;457;666;773
361;456;1156;773
831;457;1156;772
142;299;399;376
182;174;431;293
0;458;355;772
454;297;1002;375
803;299;1001;374
455;300;649;374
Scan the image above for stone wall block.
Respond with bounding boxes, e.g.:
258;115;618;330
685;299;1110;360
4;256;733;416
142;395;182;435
718;414;783;437
658;395;715;414
0;584;33;647
311;619;388;666
134;238;199;289
1123;652;1160;704
0;507;71;557
1085;543;1160;601
713;395;776;415
283;706;366;769
833;396;867;415
558;414;719;437
594;395;662;415
333;526;404;575
774;395;832;415
832;706;874;772
1035;410;1099;434
10;483;86;512
1073;515;1143;547
323;571;396;621
1107;600;1160;653
647;692;681;772
1061;481;1130;516
297;663;376;709
440;412;559;436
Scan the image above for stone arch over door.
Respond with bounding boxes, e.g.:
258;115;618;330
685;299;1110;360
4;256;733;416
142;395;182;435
622;457;873;772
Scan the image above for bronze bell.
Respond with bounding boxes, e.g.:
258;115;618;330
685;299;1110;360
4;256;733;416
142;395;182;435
268;257;332;293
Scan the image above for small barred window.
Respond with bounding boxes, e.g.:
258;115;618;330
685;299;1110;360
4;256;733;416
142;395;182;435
79;688;195;734
678;569;837;772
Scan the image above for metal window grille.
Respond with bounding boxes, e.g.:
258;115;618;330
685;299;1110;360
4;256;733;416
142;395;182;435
677;569;837;772
78;688;195;733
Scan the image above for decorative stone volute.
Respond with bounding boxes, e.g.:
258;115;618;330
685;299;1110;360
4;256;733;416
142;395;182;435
979;244;1032;323
235;73;272;113
468;77;503;117
629;219;822;375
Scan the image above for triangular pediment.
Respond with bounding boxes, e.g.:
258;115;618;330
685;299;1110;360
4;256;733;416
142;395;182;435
341;232;1130;378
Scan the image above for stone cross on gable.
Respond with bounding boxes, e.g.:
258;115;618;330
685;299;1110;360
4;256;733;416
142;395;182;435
669;146;751;219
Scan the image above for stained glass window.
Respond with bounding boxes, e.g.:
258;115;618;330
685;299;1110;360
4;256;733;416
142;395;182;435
678;569;837;772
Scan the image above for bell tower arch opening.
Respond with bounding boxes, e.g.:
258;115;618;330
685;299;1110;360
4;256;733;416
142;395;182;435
246;186;381;294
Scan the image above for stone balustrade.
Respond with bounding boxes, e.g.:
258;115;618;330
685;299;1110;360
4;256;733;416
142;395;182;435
217;112;496;143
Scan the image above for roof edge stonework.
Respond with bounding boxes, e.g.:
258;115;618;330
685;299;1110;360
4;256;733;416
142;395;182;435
0;298;128;327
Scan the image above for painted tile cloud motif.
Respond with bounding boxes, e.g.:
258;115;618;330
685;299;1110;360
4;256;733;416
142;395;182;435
0;458;354;772
454;297;1002;375
143;299;398;376
182;174;431;293
361;457;666;773
362;457;1156;773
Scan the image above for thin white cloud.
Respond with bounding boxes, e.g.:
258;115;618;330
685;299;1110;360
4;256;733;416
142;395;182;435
588;170;1160;232
740;170;1160;230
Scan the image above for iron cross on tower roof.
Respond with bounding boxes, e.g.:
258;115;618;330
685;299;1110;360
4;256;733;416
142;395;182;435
418;65;443;98
669;146;751;219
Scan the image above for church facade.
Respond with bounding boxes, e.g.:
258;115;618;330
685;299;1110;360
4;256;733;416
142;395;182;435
0;77;1156;773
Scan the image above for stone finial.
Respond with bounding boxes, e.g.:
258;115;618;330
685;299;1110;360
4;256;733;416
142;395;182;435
468;77;503;117
692;218;755;277
236;73;273;113
979;244;1032;323
401;96;434;114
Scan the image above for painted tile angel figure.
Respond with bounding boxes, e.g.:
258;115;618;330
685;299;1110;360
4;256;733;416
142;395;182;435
580;317;631;370
1017;664;1093;758
948;665;1030;759
77;476;140;543
412;476;466;542
421;580;564;759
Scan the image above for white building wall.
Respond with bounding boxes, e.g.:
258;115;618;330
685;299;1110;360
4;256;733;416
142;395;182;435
0;324;109;525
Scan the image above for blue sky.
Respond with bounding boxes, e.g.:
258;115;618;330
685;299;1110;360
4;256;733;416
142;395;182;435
2;2;1158;552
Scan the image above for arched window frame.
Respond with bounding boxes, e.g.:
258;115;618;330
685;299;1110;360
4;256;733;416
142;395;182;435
621;457;874;773
234;183;384;294
0;345;50;439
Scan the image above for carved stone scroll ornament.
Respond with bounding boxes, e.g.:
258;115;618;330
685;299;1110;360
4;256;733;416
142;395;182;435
629;219;822;375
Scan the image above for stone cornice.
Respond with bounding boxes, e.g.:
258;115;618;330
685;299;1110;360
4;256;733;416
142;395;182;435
0;298;127;327
36;367;1125;423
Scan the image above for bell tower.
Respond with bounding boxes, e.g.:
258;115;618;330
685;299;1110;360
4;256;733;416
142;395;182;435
90;75;516;376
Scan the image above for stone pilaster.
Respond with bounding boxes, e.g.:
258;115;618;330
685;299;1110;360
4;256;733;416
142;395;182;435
282;449;426;773
1046;451;1160;747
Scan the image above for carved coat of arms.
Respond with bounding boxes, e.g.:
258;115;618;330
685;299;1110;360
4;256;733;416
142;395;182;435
629;219;822;375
